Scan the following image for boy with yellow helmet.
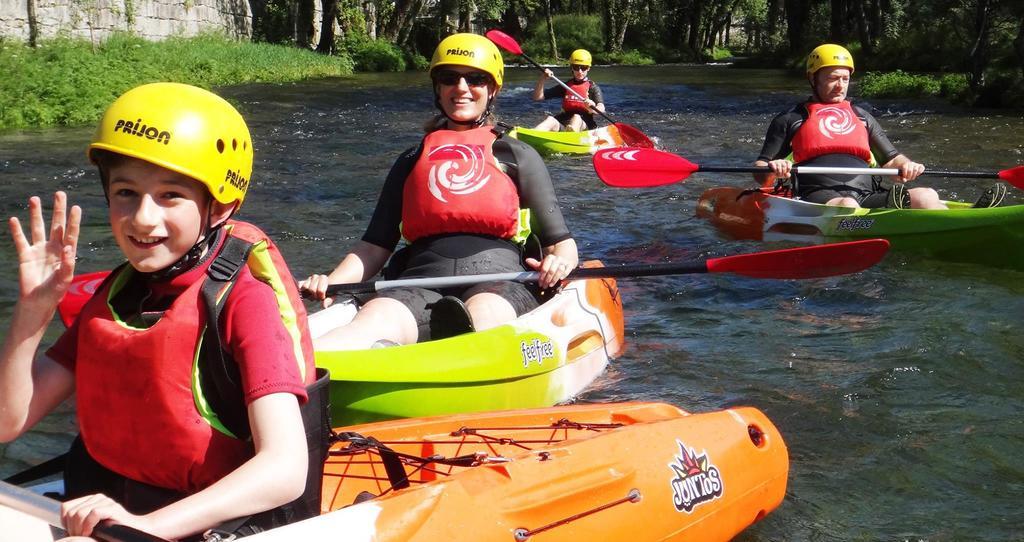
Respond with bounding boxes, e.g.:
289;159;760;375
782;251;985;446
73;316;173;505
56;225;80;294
0;82;326;540
302;33;578;347
754;44;1004;209
532;48;607;132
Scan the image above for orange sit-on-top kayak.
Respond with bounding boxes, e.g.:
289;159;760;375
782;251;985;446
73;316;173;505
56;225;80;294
246;401;789;541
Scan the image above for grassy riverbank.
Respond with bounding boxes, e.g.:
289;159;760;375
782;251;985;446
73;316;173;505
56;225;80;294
0;33;354;131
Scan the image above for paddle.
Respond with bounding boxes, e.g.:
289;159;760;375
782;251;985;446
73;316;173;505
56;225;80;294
0;480;171;542
317;239;889;295
484;29;655;149
593;147;1024;189
56;240;889;323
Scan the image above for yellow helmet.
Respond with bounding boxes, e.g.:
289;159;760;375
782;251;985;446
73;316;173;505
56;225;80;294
429;33;504;90
806;44;854;76
569;49;592;67
89;82;253;206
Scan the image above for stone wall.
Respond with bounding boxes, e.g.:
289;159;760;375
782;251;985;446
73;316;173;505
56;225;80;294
0;0;253;43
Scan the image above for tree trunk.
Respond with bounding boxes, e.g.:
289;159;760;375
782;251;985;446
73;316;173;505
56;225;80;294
765;0;779;48
688;0;703;53
396;0;424;47
829;0;847;43
364;0;377;40
1014;14;1024;79
458;2;473;32
853;0;873;54
605;0;632;52
26;0;39;47
295;0;317;48
784;0;809;52
499;0;525;38
381;0;418;42
544;0;559;59
316;0;340;53
968;0;993;90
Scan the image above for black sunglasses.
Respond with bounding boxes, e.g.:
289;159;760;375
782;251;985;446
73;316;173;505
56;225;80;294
434;70;492;87
571;64;589;71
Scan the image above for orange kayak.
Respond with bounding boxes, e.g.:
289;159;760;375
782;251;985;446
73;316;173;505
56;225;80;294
246;402;789;541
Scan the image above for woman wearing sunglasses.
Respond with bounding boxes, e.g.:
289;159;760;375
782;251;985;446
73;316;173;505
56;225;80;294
301;33;578;349
532;49;606;132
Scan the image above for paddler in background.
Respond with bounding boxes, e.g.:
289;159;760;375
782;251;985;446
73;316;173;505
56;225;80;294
0;83;325;541
301;32;578;350
753;43;1006;209
532;49;606;132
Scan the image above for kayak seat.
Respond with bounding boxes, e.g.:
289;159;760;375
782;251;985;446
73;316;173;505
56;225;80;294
429;296;476;340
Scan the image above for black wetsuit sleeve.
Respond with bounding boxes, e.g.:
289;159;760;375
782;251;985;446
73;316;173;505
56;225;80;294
855;105;900;163
494;137;572;247
589;81;604;104
360;146;420;250
756;109;801;162
543;86;566;100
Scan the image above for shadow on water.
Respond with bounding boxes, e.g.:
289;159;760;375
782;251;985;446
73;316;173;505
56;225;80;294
1;65;1023;540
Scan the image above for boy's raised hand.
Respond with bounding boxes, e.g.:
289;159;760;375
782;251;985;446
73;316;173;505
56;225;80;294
9;191;81;311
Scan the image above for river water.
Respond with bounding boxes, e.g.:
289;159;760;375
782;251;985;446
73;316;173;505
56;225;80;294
1;65;1023;540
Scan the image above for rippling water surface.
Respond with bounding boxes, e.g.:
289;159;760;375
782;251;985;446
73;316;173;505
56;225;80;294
2;65;1023;540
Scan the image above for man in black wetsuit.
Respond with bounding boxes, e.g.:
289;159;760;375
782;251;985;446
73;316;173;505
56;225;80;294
754;43;1004;209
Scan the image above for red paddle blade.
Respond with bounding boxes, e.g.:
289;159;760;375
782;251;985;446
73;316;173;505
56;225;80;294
593;148;699;187
614;123;655;149
706;239;890;279
58;270;111;327
485;29;523;55
998;165;1024;189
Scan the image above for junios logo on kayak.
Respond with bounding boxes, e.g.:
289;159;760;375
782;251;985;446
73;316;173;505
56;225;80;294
520;338;555;367
668;440;724;513
817;106;856;140
427;143;491;203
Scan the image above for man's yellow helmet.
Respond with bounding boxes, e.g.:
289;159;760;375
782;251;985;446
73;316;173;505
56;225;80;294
806;44;854;76
429;33;504;90
89;82;253;206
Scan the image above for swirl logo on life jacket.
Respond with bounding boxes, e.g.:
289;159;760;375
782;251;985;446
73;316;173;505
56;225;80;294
427;143;491;203
816;105;856;140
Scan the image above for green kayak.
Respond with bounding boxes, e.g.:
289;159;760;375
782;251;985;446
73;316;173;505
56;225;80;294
507;125;625;156
310;266;625;424
697;186;1024;270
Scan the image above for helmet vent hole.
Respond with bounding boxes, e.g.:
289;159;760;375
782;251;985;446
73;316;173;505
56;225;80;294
243;141;248;150
232;139;238;151
216;139;225;153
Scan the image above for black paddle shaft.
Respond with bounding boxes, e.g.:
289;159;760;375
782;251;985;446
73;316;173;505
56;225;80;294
696;165;1000;178
567;262;708;279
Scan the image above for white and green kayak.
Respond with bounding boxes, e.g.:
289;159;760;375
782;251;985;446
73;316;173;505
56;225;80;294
310;262;626;424
507;125;626;156
697;186;1024;270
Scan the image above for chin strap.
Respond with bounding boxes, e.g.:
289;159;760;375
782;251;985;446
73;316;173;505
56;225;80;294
148;226;224;281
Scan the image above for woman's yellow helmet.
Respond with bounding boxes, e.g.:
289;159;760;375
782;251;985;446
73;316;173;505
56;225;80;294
806;44;854;76
89;82;253;206
429;33;504;90
569;49;593;67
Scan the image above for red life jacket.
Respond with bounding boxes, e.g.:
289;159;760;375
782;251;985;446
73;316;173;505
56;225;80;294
74;220;315;493
562;79;592;114
401;126;519;243
791;101;871;163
